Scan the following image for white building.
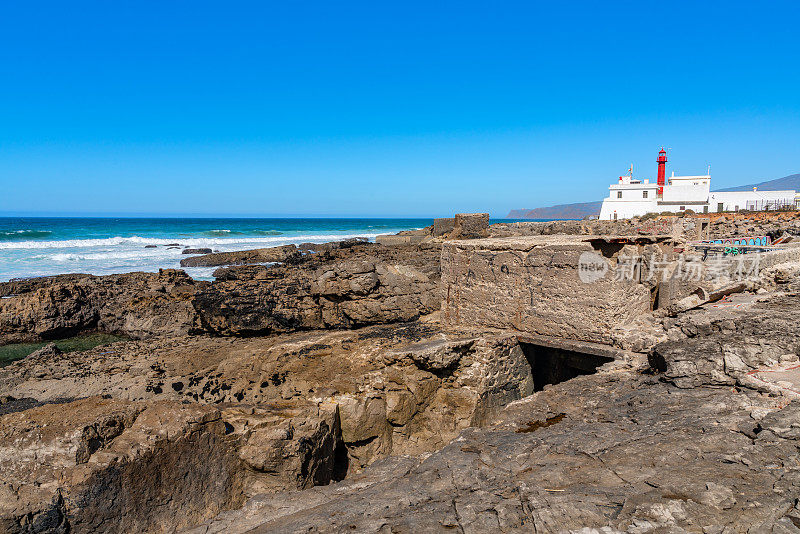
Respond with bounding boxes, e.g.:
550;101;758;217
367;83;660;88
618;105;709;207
599;162;796;220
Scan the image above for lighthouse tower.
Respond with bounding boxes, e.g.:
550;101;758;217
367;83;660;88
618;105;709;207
656;148;667;197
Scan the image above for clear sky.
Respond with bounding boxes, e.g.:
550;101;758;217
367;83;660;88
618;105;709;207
1;1;798;218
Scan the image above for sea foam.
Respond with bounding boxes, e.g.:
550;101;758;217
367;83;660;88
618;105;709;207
0;233;380;250
0;232;385;282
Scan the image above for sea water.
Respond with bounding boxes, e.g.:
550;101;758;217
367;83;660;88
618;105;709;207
0;217;434;281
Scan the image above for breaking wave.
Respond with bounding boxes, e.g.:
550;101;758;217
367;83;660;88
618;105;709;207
0;230;52;241
0;232;382;250
203;229;283;237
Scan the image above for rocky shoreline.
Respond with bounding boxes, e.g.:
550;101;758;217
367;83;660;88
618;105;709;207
2;212;800;532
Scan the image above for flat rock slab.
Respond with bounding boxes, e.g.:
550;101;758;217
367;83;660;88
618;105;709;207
0;320;534;471
190;370;800;533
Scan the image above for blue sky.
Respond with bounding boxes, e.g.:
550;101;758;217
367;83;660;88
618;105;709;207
1;1;798;218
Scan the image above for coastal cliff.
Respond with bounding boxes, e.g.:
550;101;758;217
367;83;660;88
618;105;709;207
506;200;602;219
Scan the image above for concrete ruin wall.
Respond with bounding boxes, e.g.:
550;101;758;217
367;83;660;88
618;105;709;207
441;236;652;344
433;218;455;237
450;213;490;239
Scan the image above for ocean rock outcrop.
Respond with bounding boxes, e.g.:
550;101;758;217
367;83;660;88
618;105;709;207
6;224;800;533
179;244;301;267
433;217;455;236
195;257;439;336
193;242;442;336
449;212;490;239
0;269;199;344
0;242;443;344
653;293;800;391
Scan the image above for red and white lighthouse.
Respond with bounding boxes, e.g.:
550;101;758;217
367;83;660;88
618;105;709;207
656;148;667;197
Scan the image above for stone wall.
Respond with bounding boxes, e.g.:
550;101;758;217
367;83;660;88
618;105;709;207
450;213;490;239
490;216;709;241
433;218;455;237
705;211;800;239
441;236;652;344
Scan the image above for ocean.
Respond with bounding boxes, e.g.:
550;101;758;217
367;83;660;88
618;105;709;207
0;217;438;282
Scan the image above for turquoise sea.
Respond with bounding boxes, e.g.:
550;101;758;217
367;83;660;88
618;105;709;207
0;217;528;282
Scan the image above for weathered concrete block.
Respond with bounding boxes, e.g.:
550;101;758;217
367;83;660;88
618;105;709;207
433;218;455;237
375;234;425;246
441;236;651;344
450;213;489;239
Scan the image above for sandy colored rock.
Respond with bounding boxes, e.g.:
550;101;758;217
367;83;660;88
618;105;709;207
0;396;344;533
433;217;455;237
0;321;535;470
190;366;800;533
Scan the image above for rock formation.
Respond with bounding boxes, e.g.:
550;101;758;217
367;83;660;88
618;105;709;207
0;270;199;344
0;242;443;344
179;244;300;267
0;396;343;533
450;212;490;239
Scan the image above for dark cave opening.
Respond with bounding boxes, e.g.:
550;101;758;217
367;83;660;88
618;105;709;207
519;341;614;391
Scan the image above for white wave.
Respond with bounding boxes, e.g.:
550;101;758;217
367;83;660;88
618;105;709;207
0;229;50;235
49;249;177;262
0;231;392;282
181;266;222;280
0;232;383;250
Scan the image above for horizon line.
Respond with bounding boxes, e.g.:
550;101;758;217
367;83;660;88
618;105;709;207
0;212;511;220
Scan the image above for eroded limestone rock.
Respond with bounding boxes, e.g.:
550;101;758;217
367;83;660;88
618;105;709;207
0;396;344;533
652;294;800;390
189;369;800;533
0;320;537;475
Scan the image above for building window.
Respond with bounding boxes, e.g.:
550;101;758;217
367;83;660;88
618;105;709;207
679;206;685;211
642;191;648;199
703;206;708;213
613;212;618;220
617;191;622;198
